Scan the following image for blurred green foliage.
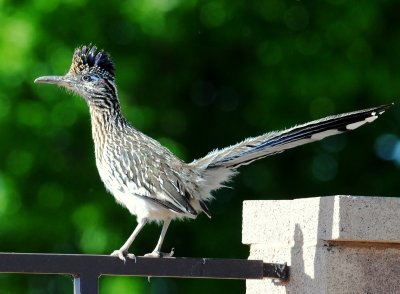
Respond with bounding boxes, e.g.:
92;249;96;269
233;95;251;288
0;0;399;293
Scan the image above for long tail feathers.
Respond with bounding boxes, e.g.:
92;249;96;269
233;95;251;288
191;103;393;171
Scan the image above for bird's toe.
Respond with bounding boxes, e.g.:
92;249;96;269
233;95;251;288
144;251;161;258
126;253;137;262
144;248;174;258
111;249;130;262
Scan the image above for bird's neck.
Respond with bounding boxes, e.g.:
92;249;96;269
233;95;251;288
87;95;127;159
88;99;122;121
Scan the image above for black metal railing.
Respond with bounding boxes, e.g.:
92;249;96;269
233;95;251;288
0;252;289;293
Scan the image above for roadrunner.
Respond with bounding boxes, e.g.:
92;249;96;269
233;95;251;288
35;45;392;261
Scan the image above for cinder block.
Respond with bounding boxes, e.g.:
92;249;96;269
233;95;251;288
243;196;400;294
243;196;400;245
329;196;400;241
242;200;292;245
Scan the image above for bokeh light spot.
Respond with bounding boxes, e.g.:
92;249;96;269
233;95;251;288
72;203;102;230
375;133;400;165
0;16;35;75
150;0;180;12
101;276;146;293
79;226;108;253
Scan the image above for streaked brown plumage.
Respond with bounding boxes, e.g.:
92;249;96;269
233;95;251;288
35;45;392;260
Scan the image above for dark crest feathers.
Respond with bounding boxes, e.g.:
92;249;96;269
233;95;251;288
70;45;115;78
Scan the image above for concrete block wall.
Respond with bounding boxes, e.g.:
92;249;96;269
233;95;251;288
242;196;400;293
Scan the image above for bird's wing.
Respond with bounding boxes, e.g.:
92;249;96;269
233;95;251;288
121;134;198;217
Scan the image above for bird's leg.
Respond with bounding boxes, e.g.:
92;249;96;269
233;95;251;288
111;218;148;262
144;219;173;258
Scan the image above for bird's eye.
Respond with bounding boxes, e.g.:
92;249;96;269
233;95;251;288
82;75;92;82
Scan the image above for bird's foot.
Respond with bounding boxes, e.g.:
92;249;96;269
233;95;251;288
144;248;174;258
111;249;136;263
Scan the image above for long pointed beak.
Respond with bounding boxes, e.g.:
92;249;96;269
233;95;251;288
34;75;75;87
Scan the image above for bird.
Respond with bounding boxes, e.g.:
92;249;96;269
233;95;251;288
35;45;392;261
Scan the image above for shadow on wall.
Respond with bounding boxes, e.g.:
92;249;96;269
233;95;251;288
288;197;335;292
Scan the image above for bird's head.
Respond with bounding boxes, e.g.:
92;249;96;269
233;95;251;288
35;45;117;104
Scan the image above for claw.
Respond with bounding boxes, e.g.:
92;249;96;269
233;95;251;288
127;253;137;263
144;251;161;258
144;248;174;258
111;249;126;262
111;249;136;263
